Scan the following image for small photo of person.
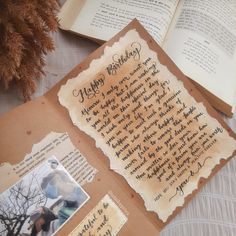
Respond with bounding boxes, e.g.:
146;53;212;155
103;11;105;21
40;159;89;226
30;207;59;236
0;156;90;236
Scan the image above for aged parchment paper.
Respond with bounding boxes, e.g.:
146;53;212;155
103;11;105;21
58;30;236;222
69;194;128;236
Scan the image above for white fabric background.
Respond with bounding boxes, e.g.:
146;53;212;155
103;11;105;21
0;14;235;236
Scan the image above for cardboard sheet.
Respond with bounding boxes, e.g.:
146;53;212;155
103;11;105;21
0;19;235;235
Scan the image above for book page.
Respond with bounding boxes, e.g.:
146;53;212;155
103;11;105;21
0;132;97;193
58;29;236;222
70;0;178;44
163;0;236;109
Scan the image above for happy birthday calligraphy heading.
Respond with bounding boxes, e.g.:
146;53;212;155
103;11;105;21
72;42;142;103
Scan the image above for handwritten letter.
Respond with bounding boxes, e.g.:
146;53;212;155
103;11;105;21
58;30;236;221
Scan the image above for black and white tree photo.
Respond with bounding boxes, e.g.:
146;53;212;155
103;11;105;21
0;172;47;236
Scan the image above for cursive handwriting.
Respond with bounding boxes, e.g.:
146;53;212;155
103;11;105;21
106;42;141;75
72;74;105;103
169;156;212;202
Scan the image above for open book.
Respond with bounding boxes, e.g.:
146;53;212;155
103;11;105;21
0;20;235;236
59;0;236;117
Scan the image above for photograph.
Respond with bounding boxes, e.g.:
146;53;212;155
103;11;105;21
0;156;90;236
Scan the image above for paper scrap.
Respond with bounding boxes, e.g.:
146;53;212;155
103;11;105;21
69;194;128;236
0;132;97;192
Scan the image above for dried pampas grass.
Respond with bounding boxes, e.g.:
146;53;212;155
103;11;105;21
0;0;59;101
